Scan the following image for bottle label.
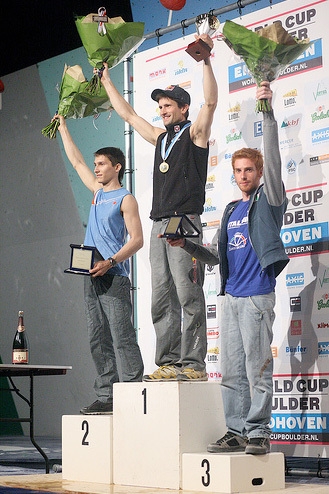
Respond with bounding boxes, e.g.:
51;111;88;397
12;349;29;364
17;325;25;333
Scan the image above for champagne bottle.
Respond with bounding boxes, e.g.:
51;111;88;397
12;310;29;364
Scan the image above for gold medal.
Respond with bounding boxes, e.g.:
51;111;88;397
159;161;169;173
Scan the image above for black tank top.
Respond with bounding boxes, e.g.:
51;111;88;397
150;123;209;219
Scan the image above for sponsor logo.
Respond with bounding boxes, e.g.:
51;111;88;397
319;268;329;288
290;319;302;335
312;127;329;143
207;346;219;354
208;371;222;379
207;304;217;319
317;294;329;310
210;155;218;167
227;103;241;122
207;329;219;339
318;341;329;355
149;68;167;81
204;197;217;213
290;296;301;312
312;81;328;101
284;97;297;108
286;273;305;287
207;354;219;363
230;174;237;186
174;60;188;76
286;159;297;174
206;174;216;190
283;89;298;98
310;154;329;166
281;118;300;128
286;345;307;354
226;128;242;144
318;322;329;329
311;105;329;124
254;120;263;137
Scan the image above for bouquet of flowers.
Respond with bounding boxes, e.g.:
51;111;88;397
41;64;112;139
222;20;312;112
75;12;145;95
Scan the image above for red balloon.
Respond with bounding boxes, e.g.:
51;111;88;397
160;0;186;11
0;80;4;93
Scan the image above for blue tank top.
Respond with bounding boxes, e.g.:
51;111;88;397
225;200;275;297
84;187;130;277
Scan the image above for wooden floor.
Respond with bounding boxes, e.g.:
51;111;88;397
0;473;329;494
0;436;328;493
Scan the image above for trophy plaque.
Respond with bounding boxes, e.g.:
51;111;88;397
185;13;220;62
160;215;201;239
64;244;96;275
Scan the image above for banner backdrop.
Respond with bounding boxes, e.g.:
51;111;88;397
133;0;329;457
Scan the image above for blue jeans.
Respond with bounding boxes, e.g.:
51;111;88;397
150;216;207;371
220;292;275;438
84;274;144;402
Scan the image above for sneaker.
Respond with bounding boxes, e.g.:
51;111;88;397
80;400;113;415
143;365;181;381
177;368;208;381
207;432;248;453
245;437;270;455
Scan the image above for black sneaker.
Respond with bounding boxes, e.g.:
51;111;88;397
80;400;113;415
245;437;270;455
207;431;248;453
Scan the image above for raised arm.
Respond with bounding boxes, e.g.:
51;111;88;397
190;34;218;148
256;82;285;206
99;64;163;146
90;193;144;277
55;115;98;193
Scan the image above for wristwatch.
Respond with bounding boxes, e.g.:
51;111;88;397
108;257;117;268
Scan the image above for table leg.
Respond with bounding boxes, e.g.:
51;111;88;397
29;374;50;473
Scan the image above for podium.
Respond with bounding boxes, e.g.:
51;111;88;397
113;381;225;489
182;451;285;492
62;415;113;483
62;381;285;492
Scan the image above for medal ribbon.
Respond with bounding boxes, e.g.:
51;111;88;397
161;122;191;162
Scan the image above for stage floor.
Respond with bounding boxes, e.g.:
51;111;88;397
0;436;328;494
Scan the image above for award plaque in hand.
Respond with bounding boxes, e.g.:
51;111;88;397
185;13;220;62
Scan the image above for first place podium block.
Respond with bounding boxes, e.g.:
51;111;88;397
182;451;285;493
62;415;113;484
113;381;225;489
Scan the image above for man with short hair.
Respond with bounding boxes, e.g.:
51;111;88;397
99;33;218;382
168;82;289;454
54;114;144;414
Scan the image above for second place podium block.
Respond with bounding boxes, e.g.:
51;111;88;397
62;414;113;484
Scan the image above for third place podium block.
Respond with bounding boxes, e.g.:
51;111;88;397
182;451;285;493
113;381;225;489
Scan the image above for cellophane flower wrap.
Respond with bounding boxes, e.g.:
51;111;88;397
41;64;112;139
75;14;145;95
222;20;312;112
